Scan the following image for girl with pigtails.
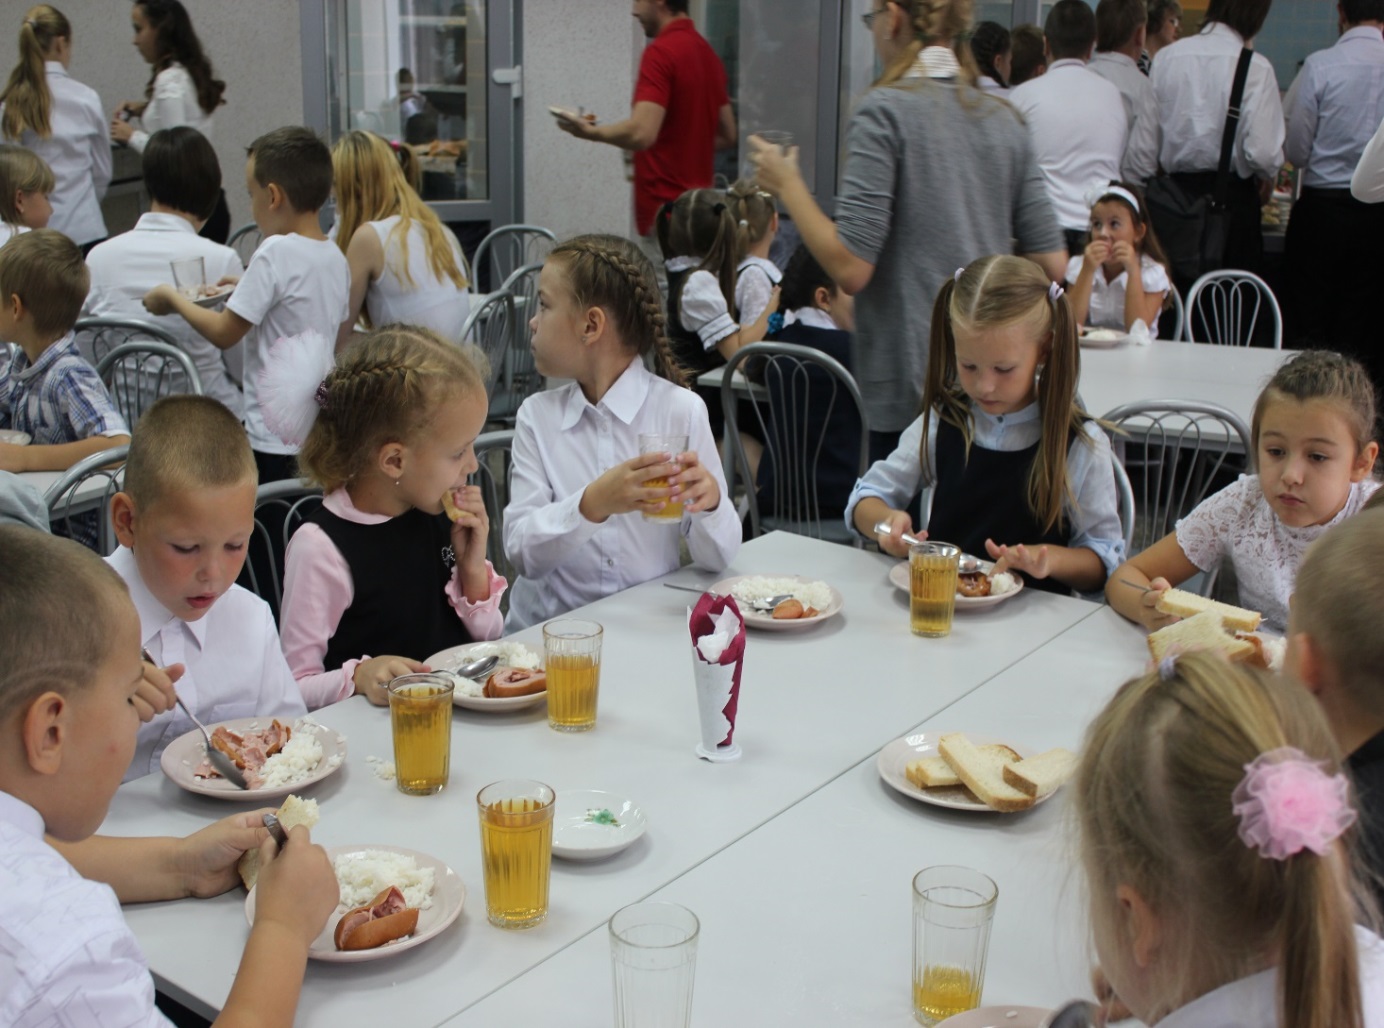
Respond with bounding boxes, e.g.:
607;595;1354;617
262;325;506;709
503;233;740;631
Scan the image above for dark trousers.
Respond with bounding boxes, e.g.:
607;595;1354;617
1167;170;1264;297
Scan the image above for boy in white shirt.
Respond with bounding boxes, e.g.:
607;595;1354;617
107;394;306;781
143;126;350;482
0;524;337;1028
84;126;245;416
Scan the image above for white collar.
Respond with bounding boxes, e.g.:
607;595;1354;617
1091;50;1138;69
560;357;652;431
1047;58;1088;72
1204;21;1248;46
107;545;209;652
970;398;1041;427
903;46;961;80
0;790;45;839
43;60;68;78
785;307;838;331
135;212;199;234
1340;25;1384;44
666;255;701;273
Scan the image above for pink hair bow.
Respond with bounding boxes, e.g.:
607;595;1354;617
1231;747;1356;860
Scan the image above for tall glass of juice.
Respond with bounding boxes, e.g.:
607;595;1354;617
909;541;961;638
638;433;688;522
544;618;603;732
387;673;454;795
911;865;998;1025
477;779;555;929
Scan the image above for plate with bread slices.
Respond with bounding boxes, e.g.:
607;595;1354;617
426;640;547;711
888;559;1024;610
877;731;1077;813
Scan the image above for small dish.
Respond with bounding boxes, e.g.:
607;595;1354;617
710;573;844;632
935;1006;1052;1028
246;844;464;962
876;732;1053;813
190;285;234;308
551;789;648;861
1078;327;1128;349
159;717;346;800
888;560;1024;610
0;429;31;445
425;640;547;712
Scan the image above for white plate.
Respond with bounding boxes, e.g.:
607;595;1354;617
0;429;30;445
425;640;547;712
888;560;1025;610
190;285;234;308
710;573;844;632
159;717;346;800
246;844;464;963
1078;328;1128;349
936;1007;1052;1028
876;732;1054;812
551;789;648;861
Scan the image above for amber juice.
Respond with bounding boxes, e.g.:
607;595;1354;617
546;653;601;730
909;543;960;637
387;675;453;796
642;477;685;523
912;965;981;1023
477;781;555;929
638;432;688;523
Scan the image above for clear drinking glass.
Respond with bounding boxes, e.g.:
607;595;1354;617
477;779;555;929
638;433;688;523
743;129;793;184
387;673;453;795
909;541;961;637
610;901;699;1028
170;256;205;299
911;865;998;1025
544;619;603;732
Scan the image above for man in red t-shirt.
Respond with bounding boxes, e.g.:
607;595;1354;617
556;0;735;283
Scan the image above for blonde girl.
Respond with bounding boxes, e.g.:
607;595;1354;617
1076;653;1382;1028
331;130;470;349
504;233;740;630
847;255;1124;593
1065;181;1172;336
0;5;110;248
266;325;505;708
1107;349;1379;633
0;143;52;244
727;177;781;332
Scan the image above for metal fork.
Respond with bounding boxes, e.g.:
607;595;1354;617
146;649;248;789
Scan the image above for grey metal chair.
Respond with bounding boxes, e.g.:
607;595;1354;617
76;316;183;365
1184;269;1283;348
1110;447;1135;558
470;224;554;295
243;480;324;613
460;290;516;397
722;342;869;546
227;223;263;266
43;444;128;553
489;262;543;423
95;341;203;424
470;430;516;614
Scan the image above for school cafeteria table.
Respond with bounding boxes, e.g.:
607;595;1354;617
101;531;1102;1026
20;467;113;518
447;607;1148;1027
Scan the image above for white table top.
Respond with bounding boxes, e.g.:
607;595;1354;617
104;532;1099;1025
20;467;114;519
448;607;1151;1027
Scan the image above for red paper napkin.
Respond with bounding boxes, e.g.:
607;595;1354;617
689;592;745;745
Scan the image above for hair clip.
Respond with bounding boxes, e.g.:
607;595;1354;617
314;381;331;410
953;267;965;283
738;219;749;228
767;312;785;335
1048;281;1065;302
1157;653;1177;681
1232;747;1357;860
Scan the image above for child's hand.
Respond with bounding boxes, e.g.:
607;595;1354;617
445;484;489;572
143;283;179;316
353;655;428;705
1083;239;1111;268
214;275;240;288
579;452;676;523
250;825;339;948
985;539;1052;579
1110;241;1139;274
668;451;720;514
174;809;274;898
875;511;920;559
135;657;183;723
1137;576;1178;631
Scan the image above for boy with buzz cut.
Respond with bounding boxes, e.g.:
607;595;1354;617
142;126;350;484
0;229;129;474
0;525;338;1027
108;394;306;781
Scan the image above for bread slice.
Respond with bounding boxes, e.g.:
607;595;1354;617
237;794;320;890
1002;748;1078;798
906;744;1022;789
1147;610;1257;663
1154;588;1262;632
937;733;1035;812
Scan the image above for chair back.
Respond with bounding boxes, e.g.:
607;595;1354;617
95;340;204;424
470;430;515;613
1184;269;1283;348
76;316;182;365
243;480;324;614
1110;447;1135;558
227;224;264;266
43;444;128;553
460;290;516;396
722;342;869;545
470;224;554;294
490;262;543;423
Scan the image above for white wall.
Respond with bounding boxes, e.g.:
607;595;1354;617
56;0;305;232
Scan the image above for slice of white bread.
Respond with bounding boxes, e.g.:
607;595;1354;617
1154;588;1262;632
937;733;1035;812
1147;610;1257;664
1002;748;1078;798
906;744;1023;789
237;794;320;890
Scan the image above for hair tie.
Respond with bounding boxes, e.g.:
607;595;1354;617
767;312;784;335
314;381;331;410
954;267;965;283
1048;281;1065;303
1232;747;1357;861
738;219;748;228
257;330;336;447
1157;654;1177;681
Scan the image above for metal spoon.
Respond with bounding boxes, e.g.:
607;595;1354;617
661;582;792;611
662;582;716;596
870;522;984;573
144;648;248;789
452;654;500;680
262;812;288;848
1043;1000;1097;1028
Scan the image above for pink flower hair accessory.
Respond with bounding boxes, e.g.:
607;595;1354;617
1231;747;1356;861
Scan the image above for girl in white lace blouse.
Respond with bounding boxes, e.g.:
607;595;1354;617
1108;351;1380;633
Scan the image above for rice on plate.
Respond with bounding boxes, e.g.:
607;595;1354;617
334;850;435;910
730;576;833;613
445;641;542;698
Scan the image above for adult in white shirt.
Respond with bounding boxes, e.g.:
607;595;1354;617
1150;0;1283;288
1353;114;1384;202
83;126;244;416
1282;0;1384;361
1089;0;1160;184
1010;0;1128;254
110;0;230;242
0;9;110;249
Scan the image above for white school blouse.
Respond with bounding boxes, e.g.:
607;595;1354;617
107;545;306;782
6;62;111;245
363;215;470;341
734;254;781;328
504;358;742;630
0;791;172;1028
125;63;214;154
1064;252;1171;336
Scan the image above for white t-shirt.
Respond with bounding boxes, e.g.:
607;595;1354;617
83;212;245;416
365;215;470;341
226;233;350;454
1064;252;1171;337
0;223;29;248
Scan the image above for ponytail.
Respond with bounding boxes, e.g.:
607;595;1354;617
658;188;740;325
1;6;68;140
919;276;968;482
1032;285;1085;534
1279;852;1364;1028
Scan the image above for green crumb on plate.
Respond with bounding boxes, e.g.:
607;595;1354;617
584;808;620;826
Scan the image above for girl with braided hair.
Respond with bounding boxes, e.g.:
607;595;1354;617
267;324;506;708
503;233;740;631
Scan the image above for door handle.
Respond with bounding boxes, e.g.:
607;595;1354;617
492;64;522;100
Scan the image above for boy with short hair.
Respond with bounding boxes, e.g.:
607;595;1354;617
108;394;306;781
143;126;350;483
0;229;129;474
0;524;337;1027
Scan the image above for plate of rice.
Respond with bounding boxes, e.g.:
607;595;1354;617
425;640;547;711
711;574;844;631
160;716;346;800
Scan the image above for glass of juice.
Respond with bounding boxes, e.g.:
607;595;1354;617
609;901;699;1028
477;779;555;929
544;618;602;732
387;673;454;795
637;433;688;523
909;541;961;638
911;865;998;1025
